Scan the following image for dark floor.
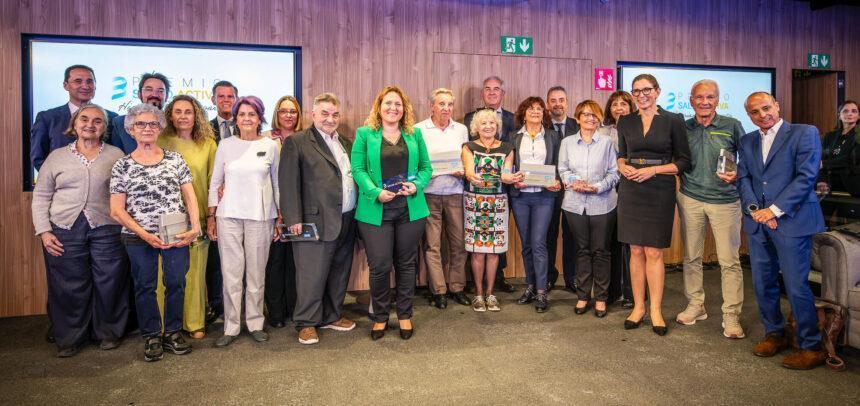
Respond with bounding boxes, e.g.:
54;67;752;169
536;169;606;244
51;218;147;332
0;269;858;405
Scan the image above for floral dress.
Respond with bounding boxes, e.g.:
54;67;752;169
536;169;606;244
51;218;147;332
463;141;513;253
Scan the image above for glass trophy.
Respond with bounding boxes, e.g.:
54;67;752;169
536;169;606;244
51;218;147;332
717;148;737;174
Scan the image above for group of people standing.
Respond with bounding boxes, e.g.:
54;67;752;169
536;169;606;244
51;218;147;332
31;65;846;371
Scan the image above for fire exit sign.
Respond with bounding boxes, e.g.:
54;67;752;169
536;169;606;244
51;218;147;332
501;36;533;55
808;53;831;69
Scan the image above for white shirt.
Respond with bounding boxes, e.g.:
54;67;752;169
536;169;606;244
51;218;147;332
319;130;357;213
417;118;469;195
68;102;80;115
208;137;280;221
757;119;785;218
216;116;235;139
517;126;547;193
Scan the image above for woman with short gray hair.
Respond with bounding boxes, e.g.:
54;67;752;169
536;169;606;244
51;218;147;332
32;103;128;358
109;102;201;362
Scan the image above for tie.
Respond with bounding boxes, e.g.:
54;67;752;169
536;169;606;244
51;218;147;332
221;120;232;139
555;123;564;136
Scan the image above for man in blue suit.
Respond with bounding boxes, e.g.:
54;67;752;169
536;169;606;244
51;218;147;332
29;65;117;170
738;92;826;370
110;72;170;153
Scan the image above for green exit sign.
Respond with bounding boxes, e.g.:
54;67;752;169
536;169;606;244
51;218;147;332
808;53;831;69
501;36;533;55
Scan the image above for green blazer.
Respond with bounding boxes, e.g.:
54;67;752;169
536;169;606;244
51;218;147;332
351;125;433;226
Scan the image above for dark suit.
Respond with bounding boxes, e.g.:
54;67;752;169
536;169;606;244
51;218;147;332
204;118;226;317
109;115;136;154
737;121;825;350
546;117;580;288
280;125;357;329
209;117;236;145
464;108;515;142
30;104;118;170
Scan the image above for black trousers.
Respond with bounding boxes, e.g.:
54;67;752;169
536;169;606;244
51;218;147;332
44;214;129;349
358;206;426;323
264;240;297;324
292;211;357;329
565;209;615;302
547;196;577;287
608;228;633;303
206;240;223;315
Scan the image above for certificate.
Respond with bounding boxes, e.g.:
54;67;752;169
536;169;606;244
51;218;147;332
521;163;556;187
430;150;463;175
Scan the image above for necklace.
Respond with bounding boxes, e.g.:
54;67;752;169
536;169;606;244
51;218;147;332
477;137;496;153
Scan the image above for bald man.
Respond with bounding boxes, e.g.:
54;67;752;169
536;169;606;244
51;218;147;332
737;92;825;370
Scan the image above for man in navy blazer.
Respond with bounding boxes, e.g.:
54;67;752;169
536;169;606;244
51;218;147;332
737;92;826;370
30;65;117;170
464;76;515;142
110;72;170;154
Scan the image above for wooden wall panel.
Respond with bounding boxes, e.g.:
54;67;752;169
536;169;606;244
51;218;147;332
2;0;860;316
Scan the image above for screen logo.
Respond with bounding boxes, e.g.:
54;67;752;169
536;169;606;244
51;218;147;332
112;76;127;100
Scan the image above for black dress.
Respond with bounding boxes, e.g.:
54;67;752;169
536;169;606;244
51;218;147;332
820;128;859;196
616;111;691;248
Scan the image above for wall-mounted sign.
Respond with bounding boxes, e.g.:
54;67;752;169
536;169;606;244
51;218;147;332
808;53;831;69
501;36;533;55
595;68;615;90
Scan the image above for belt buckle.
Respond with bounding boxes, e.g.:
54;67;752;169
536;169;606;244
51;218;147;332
631;158;644;164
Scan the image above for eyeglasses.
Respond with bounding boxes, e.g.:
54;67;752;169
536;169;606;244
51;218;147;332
527;106;544;112
579;112;598;120
142;87;166;95
133;121;162;130
631;87;656;97
277;109;299;115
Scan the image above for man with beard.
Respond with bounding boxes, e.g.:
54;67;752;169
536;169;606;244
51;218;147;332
545;86;579;292
110;72;171;153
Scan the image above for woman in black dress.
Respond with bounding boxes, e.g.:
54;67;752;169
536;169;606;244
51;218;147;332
817;100;858;197
616;74;691;336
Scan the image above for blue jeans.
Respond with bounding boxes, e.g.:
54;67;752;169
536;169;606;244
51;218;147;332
510;192;555;290
123;236;189;338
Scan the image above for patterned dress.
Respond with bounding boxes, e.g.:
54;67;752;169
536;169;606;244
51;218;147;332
464;141;513;253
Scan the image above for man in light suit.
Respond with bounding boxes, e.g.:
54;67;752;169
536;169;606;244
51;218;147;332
280;93;357;345
109;72;170;153
209;80;238;143
30;64;117;170
738;92;826;370
463;76;515;292
545;85;580;292
464;76;516;142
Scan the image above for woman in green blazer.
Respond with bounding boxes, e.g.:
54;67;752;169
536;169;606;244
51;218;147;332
352;86;432;341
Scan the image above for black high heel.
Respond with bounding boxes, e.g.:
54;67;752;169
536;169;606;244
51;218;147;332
370;323;387;341
624;312;645;330
652;322;668;336
399;320;414;340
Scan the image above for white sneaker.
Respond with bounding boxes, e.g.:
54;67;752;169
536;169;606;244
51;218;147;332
675;303;708;325
721;313;746;339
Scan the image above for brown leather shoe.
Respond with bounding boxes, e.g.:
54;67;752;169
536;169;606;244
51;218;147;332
781;349;827;370
320;317;356;332
753;333;788;357
298;327;319;345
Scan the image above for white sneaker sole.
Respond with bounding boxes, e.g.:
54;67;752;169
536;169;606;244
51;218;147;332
487;307;501;312
298;337;319;345
473;307;486;312
320;324;355;332
721;322;746;339
676;313;708;325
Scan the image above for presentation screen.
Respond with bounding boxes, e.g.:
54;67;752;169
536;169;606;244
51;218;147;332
21;34;301;189
617;62;775;133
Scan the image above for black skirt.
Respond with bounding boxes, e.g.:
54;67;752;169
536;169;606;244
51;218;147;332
617;173;676;248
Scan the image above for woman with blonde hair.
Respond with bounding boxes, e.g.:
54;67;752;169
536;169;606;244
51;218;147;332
352;86;432;340
156;94;217;339
262;95;303;328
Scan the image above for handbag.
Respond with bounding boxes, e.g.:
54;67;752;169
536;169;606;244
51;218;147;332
785;299;848;371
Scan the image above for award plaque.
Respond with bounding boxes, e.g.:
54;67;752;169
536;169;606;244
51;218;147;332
158;212;190;244
429;150;464;175
717;148;737;174
278;223;320;242
521;163;556;187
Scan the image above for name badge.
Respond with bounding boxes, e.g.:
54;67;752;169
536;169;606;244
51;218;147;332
257;151;266;157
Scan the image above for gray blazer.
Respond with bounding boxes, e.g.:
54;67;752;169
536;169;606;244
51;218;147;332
508;127;562;199
31;144;124;235
279;126;355;241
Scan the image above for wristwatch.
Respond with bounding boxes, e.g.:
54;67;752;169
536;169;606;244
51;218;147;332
747;203;759;213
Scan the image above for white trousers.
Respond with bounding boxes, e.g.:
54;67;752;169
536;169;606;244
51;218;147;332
217;217;274;335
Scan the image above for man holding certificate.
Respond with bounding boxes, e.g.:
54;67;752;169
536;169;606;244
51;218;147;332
415;88;471;309
509;97;562;313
